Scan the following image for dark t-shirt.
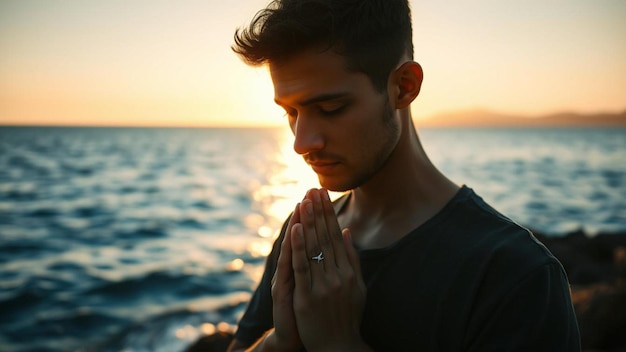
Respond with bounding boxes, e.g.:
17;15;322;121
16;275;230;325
234;186;581;351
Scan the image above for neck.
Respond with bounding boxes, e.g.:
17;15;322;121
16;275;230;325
340;109;459;249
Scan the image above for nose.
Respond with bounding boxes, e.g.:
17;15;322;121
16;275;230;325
292;115;324;155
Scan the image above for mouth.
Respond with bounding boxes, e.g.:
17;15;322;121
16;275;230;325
307;160;340;174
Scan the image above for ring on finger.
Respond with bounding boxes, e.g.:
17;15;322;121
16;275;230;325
311;251;324;263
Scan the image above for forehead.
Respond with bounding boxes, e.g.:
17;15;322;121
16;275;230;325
269;49;372;104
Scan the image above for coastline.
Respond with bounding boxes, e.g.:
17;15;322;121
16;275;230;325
415;109;626;128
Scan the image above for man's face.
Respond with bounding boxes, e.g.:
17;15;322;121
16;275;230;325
269;49;401;192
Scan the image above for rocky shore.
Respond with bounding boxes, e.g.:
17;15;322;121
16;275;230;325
184;230;626;352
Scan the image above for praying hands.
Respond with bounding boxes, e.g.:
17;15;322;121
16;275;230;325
270;188;369;352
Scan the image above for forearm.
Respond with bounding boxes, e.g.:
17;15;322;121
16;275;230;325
228;329;374;352
228;329;291;352
320;341;375;352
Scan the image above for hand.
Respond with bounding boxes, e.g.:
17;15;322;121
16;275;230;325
269;203;304;351
290;189;368;351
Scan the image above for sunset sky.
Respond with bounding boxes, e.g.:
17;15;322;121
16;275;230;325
1;0;625;127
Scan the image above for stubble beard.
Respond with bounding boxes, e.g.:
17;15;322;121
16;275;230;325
323;98;400;192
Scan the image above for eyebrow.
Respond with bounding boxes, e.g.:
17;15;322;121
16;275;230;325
275;92;351;107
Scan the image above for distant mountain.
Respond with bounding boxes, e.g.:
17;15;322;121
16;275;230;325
416;108;626;128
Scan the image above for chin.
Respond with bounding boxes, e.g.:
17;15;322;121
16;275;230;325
318;176;360;193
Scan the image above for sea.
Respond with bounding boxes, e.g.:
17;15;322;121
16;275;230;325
0;126;625;352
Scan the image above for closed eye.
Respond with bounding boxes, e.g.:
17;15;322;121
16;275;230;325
319;104;347;116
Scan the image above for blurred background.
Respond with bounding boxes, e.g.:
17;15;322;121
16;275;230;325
1;0;625;127
1;1;625;351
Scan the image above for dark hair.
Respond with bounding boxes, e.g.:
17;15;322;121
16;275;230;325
232;0;414;92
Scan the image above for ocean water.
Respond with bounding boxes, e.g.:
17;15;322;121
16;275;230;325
0;126;624;351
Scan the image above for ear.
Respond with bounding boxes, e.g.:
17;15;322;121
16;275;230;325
391;61;423;109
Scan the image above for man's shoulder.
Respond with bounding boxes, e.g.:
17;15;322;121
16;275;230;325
435;186;559;270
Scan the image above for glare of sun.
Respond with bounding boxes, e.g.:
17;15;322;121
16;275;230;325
252;128;345;240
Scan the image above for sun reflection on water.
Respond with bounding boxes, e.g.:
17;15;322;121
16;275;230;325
253;128;345;241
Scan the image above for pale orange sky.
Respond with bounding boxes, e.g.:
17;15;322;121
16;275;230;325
1;0;625;127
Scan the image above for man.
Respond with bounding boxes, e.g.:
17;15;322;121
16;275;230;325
227;0;580;351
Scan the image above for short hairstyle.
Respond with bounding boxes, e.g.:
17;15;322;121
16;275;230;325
232;0;414;92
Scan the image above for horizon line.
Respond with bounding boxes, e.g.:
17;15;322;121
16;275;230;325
1;107;624;129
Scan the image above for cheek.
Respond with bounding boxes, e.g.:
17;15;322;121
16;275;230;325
328;95;390;149
341;109;385;155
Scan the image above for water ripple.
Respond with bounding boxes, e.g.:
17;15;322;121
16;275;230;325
0;126;624;351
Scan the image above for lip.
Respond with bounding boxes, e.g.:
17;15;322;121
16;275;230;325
308;160;340;174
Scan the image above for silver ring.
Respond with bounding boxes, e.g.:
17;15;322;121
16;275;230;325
311;251;324;263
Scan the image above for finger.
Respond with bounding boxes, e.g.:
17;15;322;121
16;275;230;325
320;188;349;267
285;201;302;241
273;203;300;288
291;222;312;293
307;189;336;272
300;198;326;276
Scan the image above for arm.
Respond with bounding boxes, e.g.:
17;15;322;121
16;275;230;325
227;329;284;352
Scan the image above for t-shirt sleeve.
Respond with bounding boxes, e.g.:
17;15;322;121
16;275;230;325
466;261;581;351
233;218;289;346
